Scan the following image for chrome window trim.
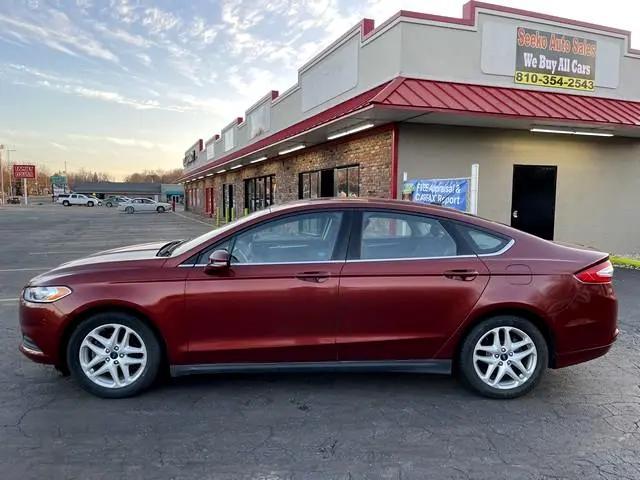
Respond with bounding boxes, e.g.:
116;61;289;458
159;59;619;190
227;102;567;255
477;238;515;257
178;240;514;267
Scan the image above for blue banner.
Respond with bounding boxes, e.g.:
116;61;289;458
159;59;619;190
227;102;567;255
402;178;469;212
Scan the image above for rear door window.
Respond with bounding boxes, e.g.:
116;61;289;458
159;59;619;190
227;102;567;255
358;211;458;260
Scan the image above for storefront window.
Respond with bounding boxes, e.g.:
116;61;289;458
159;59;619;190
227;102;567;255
244;175;275;213
299;165;360;199
299;171;321;199
335;165;359;197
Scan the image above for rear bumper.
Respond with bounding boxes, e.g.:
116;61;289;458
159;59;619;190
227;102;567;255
552;281;618;367
554;328;618;368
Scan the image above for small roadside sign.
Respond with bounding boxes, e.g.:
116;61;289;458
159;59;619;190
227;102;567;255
13;164;36;179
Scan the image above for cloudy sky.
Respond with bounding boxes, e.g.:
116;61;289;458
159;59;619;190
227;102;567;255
1;0;639;179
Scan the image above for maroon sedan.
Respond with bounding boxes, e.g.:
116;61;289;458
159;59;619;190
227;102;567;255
19;199;617;399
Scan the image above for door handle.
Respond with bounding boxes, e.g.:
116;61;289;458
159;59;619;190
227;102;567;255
444;269;478;281
296;271;331;283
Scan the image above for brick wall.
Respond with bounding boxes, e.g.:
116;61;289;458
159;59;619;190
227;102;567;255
185;128;392;219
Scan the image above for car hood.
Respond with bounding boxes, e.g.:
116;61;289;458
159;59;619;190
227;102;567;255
27;241;169;285
88;241;168;256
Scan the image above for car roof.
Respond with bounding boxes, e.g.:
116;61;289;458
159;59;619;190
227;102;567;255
269;197;466;217
267;198;517;237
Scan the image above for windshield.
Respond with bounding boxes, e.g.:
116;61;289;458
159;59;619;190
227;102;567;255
170;208;274;257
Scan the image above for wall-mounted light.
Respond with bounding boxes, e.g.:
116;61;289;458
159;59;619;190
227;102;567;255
278;145;306;155
230;164;242;170
197;176;204;179
205;173;214;177
250;156;268;164
327;123;375;140
531;127;614;137
216;169;226;173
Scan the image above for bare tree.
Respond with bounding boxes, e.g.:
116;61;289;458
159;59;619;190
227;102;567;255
124;168;182;184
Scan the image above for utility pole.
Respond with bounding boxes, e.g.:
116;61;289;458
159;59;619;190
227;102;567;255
0;144;4;205
8;148;16;197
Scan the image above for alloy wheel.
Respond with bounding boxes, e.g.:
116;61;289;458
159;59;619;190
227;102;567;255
472;326;537;390
78;323;147;388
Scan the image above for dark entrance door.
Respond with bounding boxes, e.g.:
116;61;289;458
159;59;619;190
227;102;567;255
222;184;234;221
320;169;334;197
511;165;557;240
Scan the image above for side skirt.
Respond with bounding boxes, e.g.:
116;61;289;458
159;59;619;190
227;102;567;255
170;360;452;377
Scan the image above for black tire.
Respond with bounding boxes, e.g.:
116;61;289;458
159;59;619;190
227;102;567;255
458;315;548;399
62;200;70;206
156;206;165;213
125;206;134;214
87;201;94;207
106;202;113;208
66;312;161;398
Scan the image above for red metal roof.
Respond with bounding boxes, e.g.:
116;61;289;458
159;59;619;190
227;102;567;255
181;77;640;182
372;77;640;126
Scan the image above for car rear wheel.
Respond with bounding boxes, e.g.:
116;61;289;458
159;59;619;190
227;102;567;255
458;315;548;399
67;312;161;398
62;200;70;206
125;206;134;214
156;206;165;213
106;202;113;208
87;201;94;207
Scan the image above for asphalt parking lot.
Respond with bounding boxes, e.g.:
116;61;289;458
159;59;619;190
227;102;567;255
0;204;639;480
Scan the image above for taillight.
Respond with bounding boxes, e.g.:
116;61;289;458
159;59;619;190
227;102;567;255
575;260;614;284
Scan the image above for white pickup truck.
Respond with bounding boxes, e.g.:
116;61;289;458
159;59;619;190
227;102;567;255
58;193;102;207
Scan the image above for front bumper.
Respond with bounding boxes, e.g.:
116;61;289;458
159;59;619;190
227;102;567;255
18;299;68;365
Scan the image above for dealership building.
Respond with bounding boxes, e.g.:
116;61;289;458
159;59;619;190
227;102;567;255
179;1;640;255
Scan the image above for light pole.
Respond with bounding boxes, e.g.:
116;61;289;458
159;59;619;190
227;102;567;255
7;147;16;197
0;145;16;203
0;144;4;204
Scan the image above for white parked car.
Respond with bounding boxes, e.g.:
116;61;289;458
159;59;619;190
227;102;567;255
118;197;171;214
58;193;102;207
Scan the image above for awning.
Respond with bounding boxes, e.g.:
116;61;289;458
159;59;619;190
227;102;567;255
371;77;640;127
180;76;640;182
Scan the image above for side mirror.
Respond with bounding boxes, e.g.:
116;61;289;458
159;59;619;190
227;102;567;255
205;249;231;274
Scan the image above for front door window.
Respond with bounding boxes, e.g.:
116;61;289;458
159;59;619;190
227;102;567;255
231;211;344;264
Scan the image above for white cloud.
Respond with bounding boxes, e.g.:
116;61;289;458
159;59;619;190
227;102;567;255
50;142;70;151
94;23;152;48
0;9;118;63
67;133;182;152
136;53;152;67
142;7;180;35
108;0;139;24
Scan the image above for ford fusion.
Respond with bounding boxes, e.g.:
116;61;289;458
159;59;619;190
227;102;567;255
19;198;617;398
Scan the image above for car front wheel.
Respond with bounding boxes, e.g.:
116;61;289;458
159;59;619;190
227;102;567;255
87;201;94;207
458;315;548;399
62;200;70;206
125;206;134;214
106;202;113;208
66;312;161;398
156;206;165;213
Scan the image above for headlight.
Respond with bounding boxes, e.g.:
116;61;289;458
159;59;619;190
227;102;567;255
23;286;72;303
